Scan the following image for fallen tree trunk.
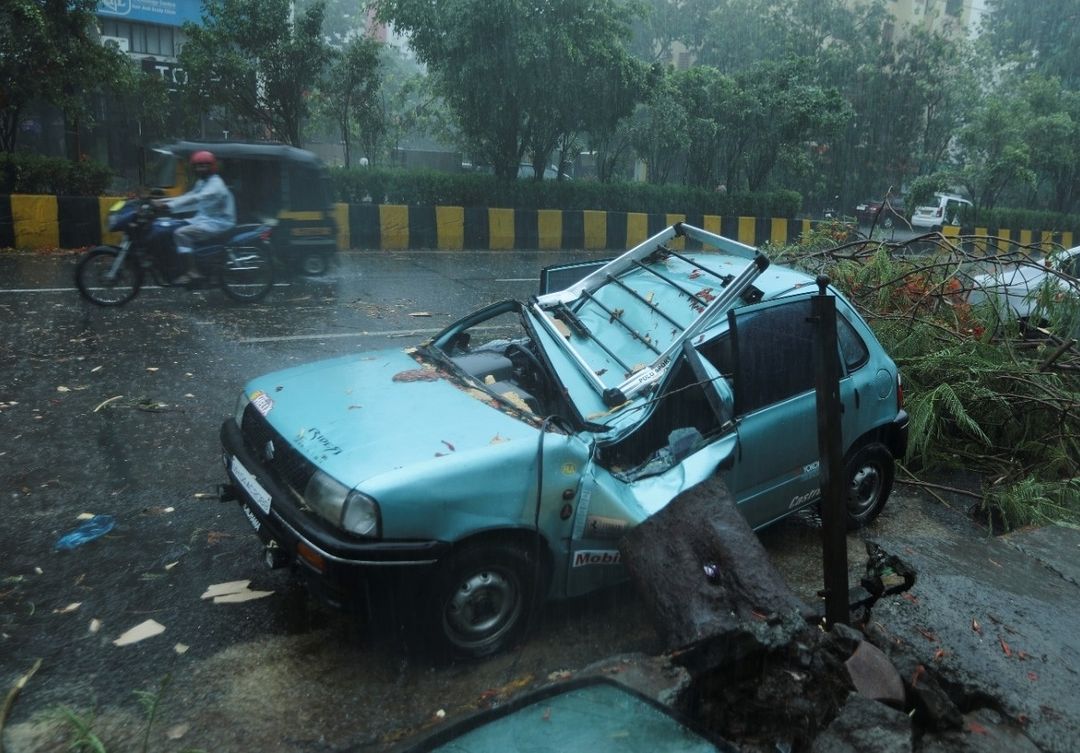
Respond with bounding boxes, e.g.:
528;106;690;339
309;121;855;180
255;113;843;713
619;476;810;654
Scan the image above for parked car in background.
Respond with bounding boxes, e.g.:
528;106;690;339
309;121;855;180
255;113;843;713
855;197;907;229
911;193;972;230
966;245;1080;327
219;223;908;659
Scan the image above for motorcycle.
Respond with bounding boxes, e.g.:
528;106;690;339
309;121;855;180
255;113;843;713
75;199;275;306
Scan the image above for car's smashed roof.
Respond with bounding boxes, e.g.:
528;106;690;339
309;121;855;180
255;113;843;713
532;222;811;410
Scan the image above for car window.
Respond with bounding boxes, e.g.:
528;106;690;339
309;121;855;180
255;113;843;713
728;298;817;416
598;356;724;475
837;314;869;371
434;303;561;418
699;302;859;405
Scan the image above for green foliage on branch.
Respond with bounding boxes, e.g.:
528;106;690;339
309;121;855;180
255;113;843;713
784;235;1080;531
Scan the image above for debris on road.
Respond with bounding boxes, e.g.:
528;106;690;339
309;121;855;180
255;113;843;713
92;395;123;412
200;580;250;599
54;514;115;551
0;658;43;753
113;619;165;646
212;589;273;604
200;580;273;603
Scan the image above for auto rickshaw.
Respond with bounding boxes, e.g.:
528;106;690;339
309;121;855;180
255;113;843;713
146;141;338;275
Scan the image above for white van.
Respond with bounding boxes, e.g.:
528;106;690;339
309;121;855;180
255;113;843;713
911;193;972;229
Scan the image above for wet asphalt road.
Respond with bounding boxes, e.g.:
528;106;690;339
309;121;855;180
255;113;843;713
0;248;975;752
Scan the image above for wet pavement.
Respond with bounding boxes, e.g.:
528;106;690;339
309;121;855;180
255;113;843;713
866;521;1080;752
1;249;1076;752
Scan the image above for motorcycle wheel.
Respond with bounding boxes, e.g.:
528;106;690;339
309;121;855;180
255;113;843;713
75;246;143;306
220;245;274;303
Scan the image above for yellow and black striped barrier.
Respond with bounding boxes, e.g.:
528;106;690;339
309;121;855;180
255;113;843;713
0;194;1073;253
341;204;813;251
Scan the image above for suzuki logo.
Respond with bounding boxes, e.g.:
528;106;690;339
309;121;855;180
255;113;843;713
262;440;275;462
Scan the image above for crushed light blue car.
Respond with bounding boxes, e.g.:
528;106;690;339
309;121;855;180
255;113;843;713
219;222;908;658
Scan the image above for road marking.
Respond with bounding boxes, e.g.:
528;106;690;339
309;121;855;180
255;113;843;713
238;327;444;343
0;283;292;294
496;278;538;282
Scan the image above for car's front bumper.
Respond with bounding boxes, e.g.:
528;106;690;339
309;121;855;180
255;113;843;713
220;418;450;610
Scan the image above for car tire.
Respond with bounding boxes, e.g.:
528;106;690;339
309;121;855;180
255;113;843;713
843;442;894;530
428;541;541;660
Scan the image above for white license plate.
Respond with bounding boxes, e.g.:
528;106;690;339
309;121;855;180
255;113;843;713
230;456;272;515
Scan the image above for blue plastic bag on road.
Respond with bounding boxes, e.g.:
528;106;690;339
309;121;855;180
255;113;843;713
54;514;116;551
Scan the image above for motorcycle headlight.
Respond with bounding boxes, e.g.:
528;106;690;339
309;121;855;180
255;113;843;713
304;470;380;537
233;392;250;426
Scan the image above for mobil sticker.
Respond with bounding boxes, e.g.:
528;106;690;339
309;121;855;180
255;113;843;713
572;549;622;568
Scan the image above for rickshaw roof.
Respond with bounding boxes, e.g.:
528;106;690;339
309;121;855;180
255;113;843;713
159;141;325;167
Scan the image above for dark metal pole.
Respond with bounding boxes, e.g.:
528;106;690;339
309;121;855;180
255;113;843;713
812;275;849;627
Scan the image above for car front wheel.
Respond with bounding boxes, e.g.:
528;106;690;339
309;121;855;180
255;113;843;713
844;442;894;529
429;541;540;660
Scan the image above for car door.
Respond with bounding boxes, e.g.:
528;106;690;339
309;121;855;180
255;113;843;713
698;295;859;528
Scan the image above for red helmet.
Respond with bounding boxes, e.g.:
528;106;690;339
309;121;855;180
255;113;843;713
190;150;217;173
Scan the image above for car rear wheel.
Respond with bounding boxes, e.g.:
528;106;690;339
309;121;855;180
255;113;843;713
429;541;540;660
844;442;894;529
300;252;329;276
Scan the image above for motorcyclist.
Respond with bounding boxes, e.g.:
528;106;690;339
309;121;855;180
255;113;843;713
154;150;236;284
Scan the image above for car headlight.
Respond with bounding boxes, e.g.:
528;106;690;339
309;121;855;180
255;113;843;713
342;490;380;537
233;392;250;426
304;470;380;537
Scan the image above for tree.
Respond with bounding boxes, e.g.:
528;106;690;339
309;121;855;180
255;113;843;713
375;0;648;180
734;59;850;192
180;0;332;147
986;0;1080;89
1017;75;1080;214
954;90;1034;212
0;0;129;153
319;36;381;167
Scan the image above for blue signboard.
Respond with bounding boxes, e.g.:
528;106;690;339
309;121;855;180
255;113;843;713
97;0;202;27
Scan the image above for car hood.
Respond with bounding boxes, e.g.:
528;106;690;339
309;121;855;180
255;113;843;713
243;349;539;487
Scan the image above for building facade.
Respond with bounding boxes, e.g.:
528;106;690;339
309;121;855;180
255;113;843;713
871;0;988;42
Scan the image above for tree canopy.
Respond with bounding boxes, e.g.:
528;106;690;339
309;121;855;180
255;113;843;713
0;0;129;153
180;0;333;147
375;0;649;180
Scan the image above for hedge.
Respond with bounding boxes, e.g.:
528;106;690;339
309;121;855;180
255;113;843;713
972;206;1080;237
0;152;114;196
329;166;803;219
